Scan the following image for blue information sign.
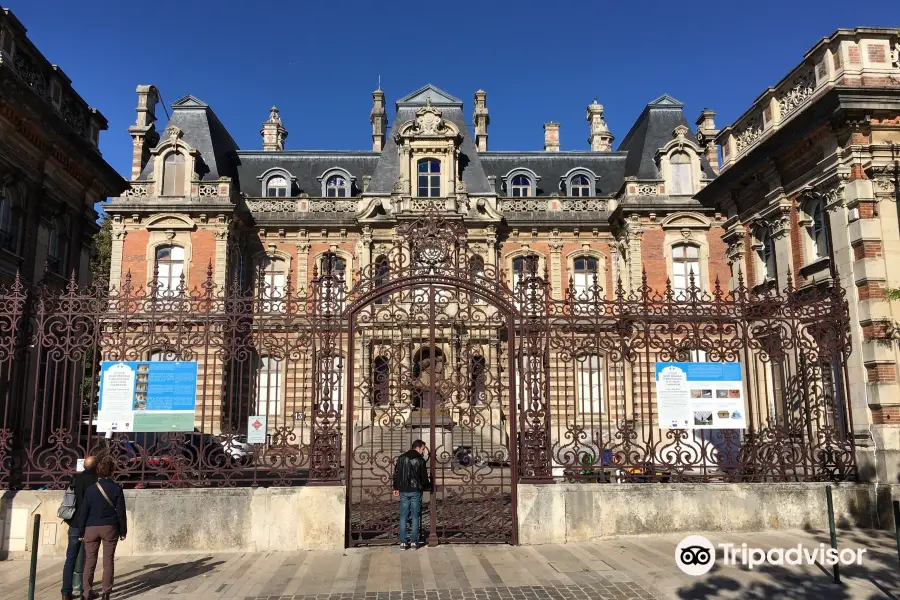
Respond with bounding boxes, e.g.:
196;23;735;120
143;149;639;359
98;361;198;432
655;362;746;430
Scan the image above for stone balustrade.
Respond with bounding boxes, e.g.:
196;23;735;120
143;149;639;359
718;28;900;171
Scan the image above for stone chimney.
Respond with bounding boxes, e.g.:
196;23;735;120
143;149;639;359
473;90;489;152
586;99;614;151
370;90;387;152
127;85;160;180
543;122;560;152
696;109;720;174
261;106;288;151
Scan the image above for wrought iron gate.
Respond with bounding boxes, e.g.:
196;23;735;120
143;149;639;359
343;215;517;546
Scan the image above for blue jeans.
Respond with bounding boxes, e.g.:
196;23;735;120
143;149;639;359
398;491;422;544
61;526;82;594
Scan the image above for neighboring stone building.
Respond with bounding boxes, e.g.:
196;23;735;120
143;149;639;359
0;8;126;286
697;27;900;483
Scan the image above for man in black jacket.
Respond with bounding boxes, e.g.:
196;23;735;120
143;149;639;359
392;440;431;549
61;455;97;600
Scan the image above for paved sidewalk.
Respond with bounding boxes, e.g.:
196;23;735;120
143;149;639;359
1;529;898;600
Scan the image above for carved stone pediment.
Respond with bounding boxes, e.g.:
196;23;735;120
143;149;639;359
396;100;461;141
416;104;446;136
164;125;183;141
144;213;195;230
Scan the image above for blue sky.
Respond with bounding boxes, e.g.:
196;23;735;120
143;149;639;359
7;0;899;180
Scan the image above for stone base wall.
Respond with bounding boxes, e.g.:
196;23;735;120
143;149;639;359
516;482;900;545
3;483;898;557
0;486;345;559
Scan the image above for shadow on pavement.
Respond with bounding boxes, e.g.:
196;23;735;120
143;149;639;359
107;557;225;600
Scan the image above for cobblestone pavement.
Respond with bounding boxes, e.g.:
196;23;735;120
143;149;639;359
2;530;898;600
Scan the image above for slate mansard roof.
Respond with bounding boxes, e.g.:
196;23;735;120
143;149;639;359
148;85;711;198
618;94;717;181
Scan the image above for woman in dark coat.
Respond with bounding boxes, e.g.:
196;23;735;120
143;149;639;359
76;454;127;600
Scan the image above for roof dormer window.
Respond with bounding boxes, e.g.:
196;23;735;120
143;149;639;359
570;174;592;197
510;174;532;197
266;176;288;197
326;175;348;198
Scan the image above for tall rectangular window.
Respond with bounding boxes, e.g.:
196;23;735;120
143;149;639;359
258;257;287;312
572;256;599;299
162;153;186;196
255;356;282;416
670;153;692;195
672;244;700;293
156;246;185;293
417;159;441;197
576;354;603;414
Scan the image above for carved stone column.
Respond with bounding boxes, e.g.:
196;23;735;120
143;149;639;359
722;219;746;290
359;226;373;272
213;219;228;290
485;226;498;272
549;230;563;300
764;201;793;290
625;215;644;291
109;218;127;291
296;229;310;293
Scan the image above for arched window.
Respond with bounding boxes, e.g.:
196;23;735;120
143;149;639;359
670;152;692;196
326;175;348;198
257;256;287;312
510;174;532;197
569;174;592;197
255;355;283;416
266;176;288;197
372;356;390;406
0;191;14;252
571;256;599;299
417;159;441;197
162;153;186;196
809;201;828;260
374;256;389;305
155;246;185;293
470;355;487;405
576;354;603;414
671;243;700;293
758;229;777;284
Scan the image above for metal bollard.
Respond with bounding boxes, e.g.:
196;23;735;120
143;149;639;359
826;485;840;584
893;500;900;570
27;514;40;600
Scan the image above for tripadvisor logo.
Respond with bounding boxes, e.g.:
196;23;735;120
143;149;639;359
675;535;867;576
676;535;715;576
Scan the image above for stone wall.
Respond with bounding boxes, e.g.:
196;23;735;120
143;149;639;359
0;486;345;559
3;483;898;558
516;482;900;545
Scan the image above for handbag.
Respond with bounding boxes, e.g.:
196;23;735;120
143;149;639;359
57;486;77;520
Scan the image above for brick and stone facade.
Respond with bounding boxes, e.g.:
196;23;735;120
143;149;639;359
698;27;900;483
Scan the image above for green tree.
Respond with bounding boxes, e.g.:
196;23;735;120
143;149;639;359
90;214;112;286
81;214;112;416
881;288;900;345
